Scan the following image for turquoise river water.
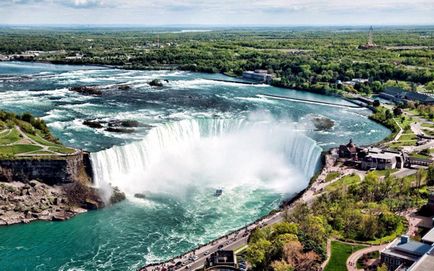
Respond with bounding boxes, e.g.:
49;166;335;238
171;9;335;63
0;62;390;271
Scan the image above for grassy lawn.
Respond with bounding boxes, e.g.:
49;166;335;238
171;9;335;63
421;123;434;129
373;169;398;177
0;144;42;156
48;146;76;154
388;140;417;149
394;117;413;129
423;129;434;136
399;133;417;141
0;128;21;145
325;171;341;182
0;128;77;156
324;241;367;271
326;174;361;192
27;133;59;147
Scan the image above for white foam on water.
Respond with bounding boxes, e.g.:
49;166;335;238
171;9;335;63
91;113;322;202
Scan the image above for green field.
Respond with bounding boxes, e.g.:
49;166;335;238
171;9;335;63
0;144;42;156
0;112;77;157
399;133;417;141
48;146;76;154
326;174;361;192
0;128;21;145
324;241;367;271
325;171;341;182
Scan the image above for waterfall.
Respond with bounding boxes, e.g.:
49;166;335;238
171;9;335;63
90;118;322;201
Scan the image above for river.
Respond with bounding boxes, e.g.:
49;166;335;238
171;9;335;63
0;62;390;271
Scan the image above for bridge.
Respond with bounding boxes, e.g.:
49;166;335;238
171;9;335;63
257;94;363;109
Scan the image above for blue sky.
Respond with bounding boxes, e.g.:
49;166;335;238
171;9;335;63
1;0;433;25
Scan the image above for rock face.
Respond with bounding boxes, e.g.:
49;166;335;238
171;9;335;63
0;152;126;226
0;152;93;185
0;181;87;225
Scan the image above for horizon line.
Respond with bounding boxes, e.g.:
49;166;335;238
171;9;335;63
1;23;434;28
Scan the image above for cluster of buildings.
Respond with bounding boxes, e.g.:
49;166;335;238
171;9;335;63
338;139;432;170
380;87;434;105
336;78;370;87
338;140;407;170
381;198;434;271
242;70;273;83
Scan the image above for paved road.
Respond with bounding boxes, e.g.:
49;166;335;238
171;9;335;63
346;244;387;271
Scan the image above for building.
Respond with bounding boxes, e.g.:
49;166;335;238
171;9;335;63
242;70;273;83
379;87;407;104
205;250;239;271
405;92;434;105
408;247;434;271
338;139;359;159
379;87;434;105
422;227;434;245
341;78;369;86
361;149;404;170
381;235;433;271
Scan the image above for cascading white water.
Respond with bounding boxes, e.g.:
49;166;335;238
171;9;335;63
90;117;323;201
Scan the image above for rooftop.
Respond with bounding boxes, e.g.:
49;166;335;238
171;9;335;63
206;250;236;267
422;227;434;244
366;152;399;160
405;92;434;103
382;236;433;262
409;247;434;271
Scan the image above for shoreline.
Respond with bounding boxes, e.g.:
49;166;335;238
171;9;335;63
0;60;392;269
140;151;331;271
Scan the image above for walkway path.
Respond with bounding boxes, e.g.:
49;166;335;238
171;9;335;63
392;118;404;142
0;126;80;157
320;239;332;270
346;244;387;271
345;207;423;271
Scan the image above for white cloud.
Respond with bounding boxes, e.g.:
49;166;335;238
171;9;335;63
0;0;433;25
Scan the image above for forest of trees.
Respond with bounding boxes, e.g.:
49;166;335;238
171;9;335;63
246;170;432;271
0;26;433;96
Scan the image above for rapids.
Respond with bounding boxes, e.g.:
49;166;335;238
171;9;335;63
0;62;390;271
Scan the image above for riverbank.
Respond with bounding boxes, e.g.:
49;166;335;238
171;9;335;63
140;152;332;271
0;179;126;226
0;181;87;225
0;61;391;270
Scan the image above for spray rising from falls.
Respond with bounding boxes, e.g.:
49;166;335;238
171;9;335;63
90;117;323;201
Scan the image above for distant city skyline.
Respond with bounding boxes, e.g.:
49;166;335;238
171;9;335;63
0;0;433;26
